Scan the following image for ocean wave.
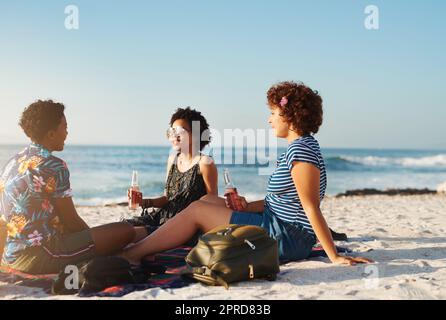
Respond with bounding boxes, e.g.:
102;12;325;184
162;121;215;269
74;196;128;206
328;154;446;169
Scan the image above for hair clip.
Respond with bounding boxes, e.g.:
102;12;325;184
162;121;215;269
280;96;288;107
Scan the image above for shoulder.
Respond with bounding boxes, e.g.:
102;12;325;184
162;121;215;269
199;154;215;165
41;155;69;173
288;135;319;152
288;136;321;157
47;155;68;167
286;138;319;155
286;136;321;169
199;155;216;172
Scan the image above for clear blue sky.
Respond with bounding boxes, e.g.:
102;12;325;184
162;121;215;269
0;0;445;149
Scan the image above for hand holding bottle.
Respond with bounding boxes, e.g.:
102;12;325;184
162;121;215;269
223;168;245;211
128;170;142;210
127;188;143;206
224;194;248;211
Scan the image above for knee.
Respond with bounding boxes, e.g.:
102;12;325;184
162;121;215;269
200;194;212;201
178;201;202;221
186;200;202;212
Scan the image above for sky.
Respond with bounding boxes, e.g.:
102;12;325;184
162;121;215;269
0;0;445;149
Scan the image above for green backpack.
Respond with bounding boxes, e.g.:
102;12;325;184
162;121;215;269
184;224;280;289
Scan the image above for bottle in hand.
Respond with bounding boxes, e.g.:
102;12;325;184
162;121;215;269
223;168;243;211
128;170;142;210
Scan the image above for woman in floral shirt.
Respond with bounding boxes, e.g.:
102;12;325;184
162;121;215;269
0;100;135;274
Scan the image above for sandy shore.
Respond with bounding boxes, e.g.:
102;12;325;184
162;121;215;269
1;194;445;300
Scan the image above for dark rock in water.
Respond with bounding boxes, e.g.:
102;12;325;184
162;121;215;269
336;188;437;197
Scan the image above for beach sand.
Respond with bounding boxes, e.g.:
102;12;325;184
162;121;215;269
1;194;445;300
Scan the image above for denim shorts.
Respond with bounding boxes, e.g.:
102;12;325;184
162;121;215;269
230;207;316;263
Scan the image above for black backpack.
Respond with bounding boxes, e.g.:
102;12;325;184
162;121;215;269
52;256;165;295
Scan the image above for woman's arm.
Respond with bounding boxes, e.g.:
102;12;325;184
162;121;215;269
54;197;89;233
199;156;218;195
246;200;265;213
142;196;168;208
291;161;373;265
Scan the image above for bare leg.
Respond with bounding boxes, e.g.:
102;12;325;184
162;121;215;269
130;195;224;245
121;200;232;264
133;226;150;242
90;222;135;256
199;194;226;207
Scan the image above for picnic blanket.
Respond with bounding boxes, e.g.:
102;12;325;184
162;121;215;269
0;265;58;292
0;244;352;297
80;246;195;297
0;246;195;297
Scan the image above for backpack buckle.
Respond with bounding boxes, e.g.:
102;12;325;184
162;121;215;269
244;239;256;250
217;227;233;236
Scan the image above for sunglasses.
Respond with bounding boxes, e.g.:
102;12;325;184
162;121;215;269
166;126;189;139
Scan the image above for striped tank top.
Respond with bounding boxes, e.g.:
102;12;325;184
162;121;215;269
264;135;327;235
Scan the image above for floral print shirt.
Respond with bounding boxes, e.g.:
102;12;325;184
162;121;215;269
0;143;72;264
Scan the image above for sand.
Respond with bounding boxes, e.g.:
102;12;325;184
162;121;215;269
1;194;445;300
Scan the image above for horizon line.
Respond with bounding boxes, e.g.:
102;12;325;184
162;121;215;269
0;142;445;152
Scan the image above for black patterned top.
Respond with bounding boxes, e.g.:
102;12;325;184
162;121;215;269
129;154;208;227
158;156;207;224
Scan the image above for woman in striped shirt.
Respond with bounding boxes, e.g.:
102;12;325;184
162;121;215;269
122;81;372;266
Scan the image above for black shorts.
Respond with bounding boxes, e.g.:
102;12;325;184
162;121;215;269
6;229;96;275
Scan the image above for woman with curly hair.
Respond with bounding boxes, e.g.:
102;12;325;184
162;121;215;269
128;107;218;243
121;81;372;265
0;100;136;274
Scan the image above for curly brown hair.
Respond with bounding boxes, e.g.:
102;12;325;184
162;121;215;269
267;81;323;135
170;107;211;150
19;100;65;143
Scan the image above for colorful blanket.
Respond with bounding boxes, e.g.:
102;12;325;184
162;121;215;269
0;244;352;297
0;246;195;297
0;265;58;293
80;246;195;297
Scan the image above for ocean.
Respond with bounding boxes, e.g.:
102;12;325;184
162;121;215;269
1;144;446;206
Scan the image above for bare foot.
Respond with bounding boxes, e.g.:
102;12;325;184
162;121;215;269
144;255;156;262
117;251;141;266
